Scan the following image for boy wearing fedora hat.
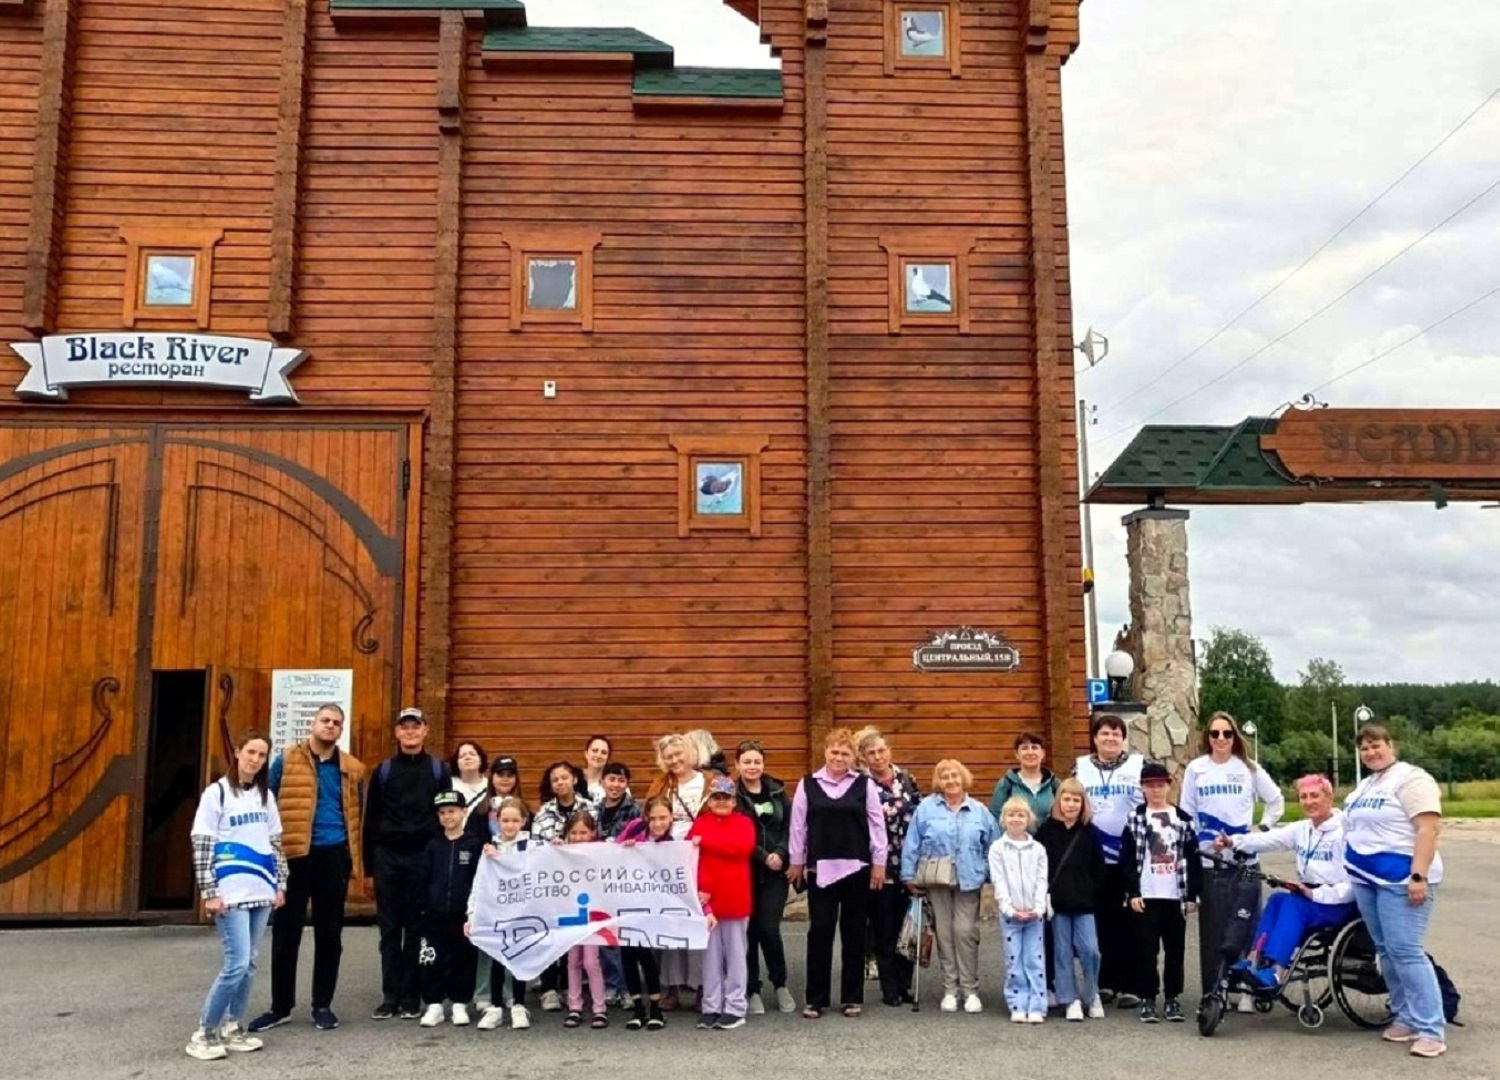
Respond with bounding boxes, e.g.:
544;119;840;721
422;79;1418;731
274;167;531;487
1119;761;1202;1024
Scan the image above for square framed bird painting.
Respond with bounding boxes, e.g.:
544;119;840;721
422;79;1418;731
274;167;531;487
119;225;222;328
670;434;769;538
880;236;975;333
884;1;961;76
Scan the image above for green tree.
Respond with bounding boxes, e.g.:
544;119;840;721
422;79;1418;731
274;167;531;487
1285;658;1359;778
1197;627;1286;740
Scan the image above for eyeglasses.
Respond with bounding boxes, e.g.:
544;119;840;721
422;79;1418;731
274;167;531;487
1207;729;1235;740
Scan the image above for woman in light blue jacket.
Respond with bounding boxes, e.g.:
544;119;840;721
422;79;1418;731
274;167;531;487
900;760;997;1013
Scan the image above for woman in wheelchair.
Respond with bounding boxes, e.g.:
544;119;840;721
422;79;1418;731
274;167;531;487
1213;774;1355;991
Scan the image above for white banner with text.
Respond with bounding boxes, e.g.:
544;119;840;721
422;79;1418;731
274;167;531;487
469;841;707;982
10;333;306;404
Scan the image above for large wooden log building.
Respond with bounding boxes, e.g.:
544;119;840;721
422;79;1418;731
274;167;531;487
0;0;1087;919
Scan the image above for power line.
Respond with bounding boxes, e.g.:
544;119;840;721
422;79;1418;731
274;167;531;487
1101;84;1500;414
1300;285;1500;397
1094;171;1500;446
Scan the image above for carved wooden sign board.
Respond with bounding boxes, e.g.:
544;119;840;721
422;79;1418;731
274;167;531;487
913;626;1021;672
1263;408;1500;482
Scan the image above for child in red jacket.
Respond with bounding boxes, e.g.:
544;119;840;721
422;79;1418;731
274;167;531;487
687;775;756;1030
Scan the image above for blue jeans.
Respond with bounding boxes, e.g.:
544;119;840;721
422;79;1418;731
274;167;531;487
201;904;272;1031
601;946;627;994
1353;882;1443;1041
1001;916;1047;1015
1051;913;1100;1007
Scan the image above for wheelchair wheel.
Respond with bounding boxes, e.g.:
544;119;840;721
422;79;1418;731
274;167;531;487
1198;994;1225;1037
1281;929;1336;1015
1297;1003;1325;1030
1253;995;1274;1014
1329;920;1393;1030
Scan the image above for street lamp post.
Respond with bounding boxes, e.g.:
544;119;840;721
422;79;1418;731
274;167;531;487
1353;704;1374;784
1104;649;1135;704
1242;720;1258;764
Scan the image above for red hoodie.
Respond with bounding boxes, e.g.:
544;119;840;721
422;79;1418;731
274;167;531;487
688;809;756;920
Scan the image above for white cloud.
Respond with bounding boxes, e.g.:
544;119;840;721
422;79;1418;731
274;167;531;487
524;1;777;67
1070;0;1500;683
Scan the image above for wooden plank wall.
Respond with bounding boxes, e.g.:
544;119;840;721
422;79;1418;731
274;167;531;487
448;10;812;775
823;0;1078;782
0;4;43;344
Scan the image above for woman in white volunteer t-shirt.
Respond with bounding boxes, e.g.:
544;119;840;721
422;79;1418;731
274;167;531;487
1073;713;1144;1007
1343;724;1447;1059
186;731;288;1061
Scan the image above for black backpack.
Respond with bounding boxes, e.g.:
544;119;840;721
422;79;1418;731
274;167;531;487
1429;955;1462;1026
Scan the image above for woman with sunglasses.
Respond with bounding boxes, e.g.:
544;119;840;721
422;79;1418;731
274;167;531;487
1180;711;1284;1007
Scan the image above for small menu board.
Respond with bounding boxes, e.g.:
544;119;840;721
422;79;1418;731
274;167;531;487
269;669;353;756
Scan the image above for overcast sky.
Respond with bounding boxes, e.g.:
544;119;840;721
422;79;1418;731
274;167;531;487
1066;0;1500;683
539;2;1500;685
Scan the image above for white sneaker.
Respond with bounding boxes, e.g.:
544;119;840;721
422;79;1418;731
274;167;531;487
776;986;796;1013
451;1003;471;1026
940;993;959;1013
540;989;562;1012
748;993;765;1015
219;1024;263;1053
1026;1012;1045;1024
1066;1000;1085;1022
1237;994;1256;1014
477;1006;505;1031
510;1004;531;1030
1088;996;1106;1020
964;994;982;1014
1010;1011;1026;1023
185;1030;227;1061
419;1004;445;1027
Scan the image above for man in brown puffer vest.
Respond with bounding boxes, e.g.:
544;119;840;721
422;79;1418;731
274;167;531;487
248;703;365;1033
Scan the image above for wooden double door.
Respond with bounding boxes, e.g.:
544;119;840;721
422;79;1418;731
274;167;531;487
0;420;412;919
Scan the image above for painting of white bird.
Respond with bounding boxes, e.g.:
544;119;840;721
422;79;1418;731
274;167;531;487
906;262;954;313
695;462;744;516
143;254;196;307
900;10;945;57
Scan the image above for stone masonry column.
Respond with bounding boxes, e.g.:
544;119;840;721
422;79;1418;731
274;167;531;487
1121;508;1197;778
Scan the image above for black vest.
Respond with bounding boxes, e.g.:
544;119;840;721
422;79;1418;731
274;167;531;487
804;773;871;865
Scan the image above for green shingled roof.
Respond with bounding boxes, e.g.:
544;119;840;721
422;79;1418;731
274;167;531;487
633;66;784;100
1088;418;1296;503
482;25;675;68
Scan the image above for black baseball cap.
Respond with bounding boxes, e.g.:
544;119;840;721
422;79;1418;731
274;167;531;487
434;789;464;810
396;707;425;726
492;756;518;774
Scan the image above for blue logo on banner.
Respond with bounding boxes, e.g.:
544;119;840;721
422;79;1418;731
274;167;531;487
1087;678;1110;705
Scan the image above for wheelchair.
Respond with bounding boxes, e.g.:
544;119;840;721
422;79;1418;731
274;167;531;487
1197;853;1393;1037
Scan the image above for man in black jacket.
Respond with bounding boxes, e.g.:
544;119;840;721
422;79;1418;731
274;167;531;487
364;707;450;1019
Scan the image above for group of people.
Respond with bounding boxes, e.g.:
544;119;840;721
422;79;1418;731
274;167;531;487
183;705;1452;1062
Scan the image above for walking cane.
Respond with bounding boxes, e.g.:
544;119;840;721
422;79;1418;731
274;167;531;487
910;894;923;1013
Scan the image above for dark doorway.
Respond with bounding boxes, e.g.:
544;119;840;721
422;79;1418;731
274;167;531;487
139;670;208;911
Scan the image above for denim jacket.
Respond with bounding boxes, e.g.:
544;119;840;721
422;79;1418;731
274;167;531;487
899;794;997;892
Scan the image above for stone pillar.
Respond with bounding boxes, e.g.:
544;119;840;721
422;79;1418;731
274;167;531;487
1121;508;1197;777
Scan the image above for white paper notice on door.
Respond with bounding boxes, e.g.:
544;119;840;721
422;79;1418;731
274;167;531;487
269;669;353;757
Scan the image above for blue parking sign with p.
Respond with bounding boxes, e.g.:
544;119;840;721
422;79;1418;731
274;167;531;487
1086;678;1109;705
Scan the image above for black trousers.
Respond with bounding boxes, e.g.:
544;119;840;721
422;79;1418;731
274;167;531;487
419;911;477;1006
1198;863;1261;995
869;880;913;1004
805;867;871;1009
1096;862;1131;995
269;843;352;1014
1132;899;1187;1001
747;873;789;994
621;946;662;998
373;846;426;1007
482;956;527;1005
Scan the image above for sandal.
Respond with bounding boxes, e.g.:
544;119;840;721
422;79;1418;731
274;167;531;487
590;1013;609;1029
842;1004;862;1018
563;1010;583;1028
802;1005;823;1019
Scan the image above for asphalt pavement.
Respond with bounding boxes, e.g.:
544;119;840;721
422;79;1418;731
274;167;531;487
2;824;1495;1080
